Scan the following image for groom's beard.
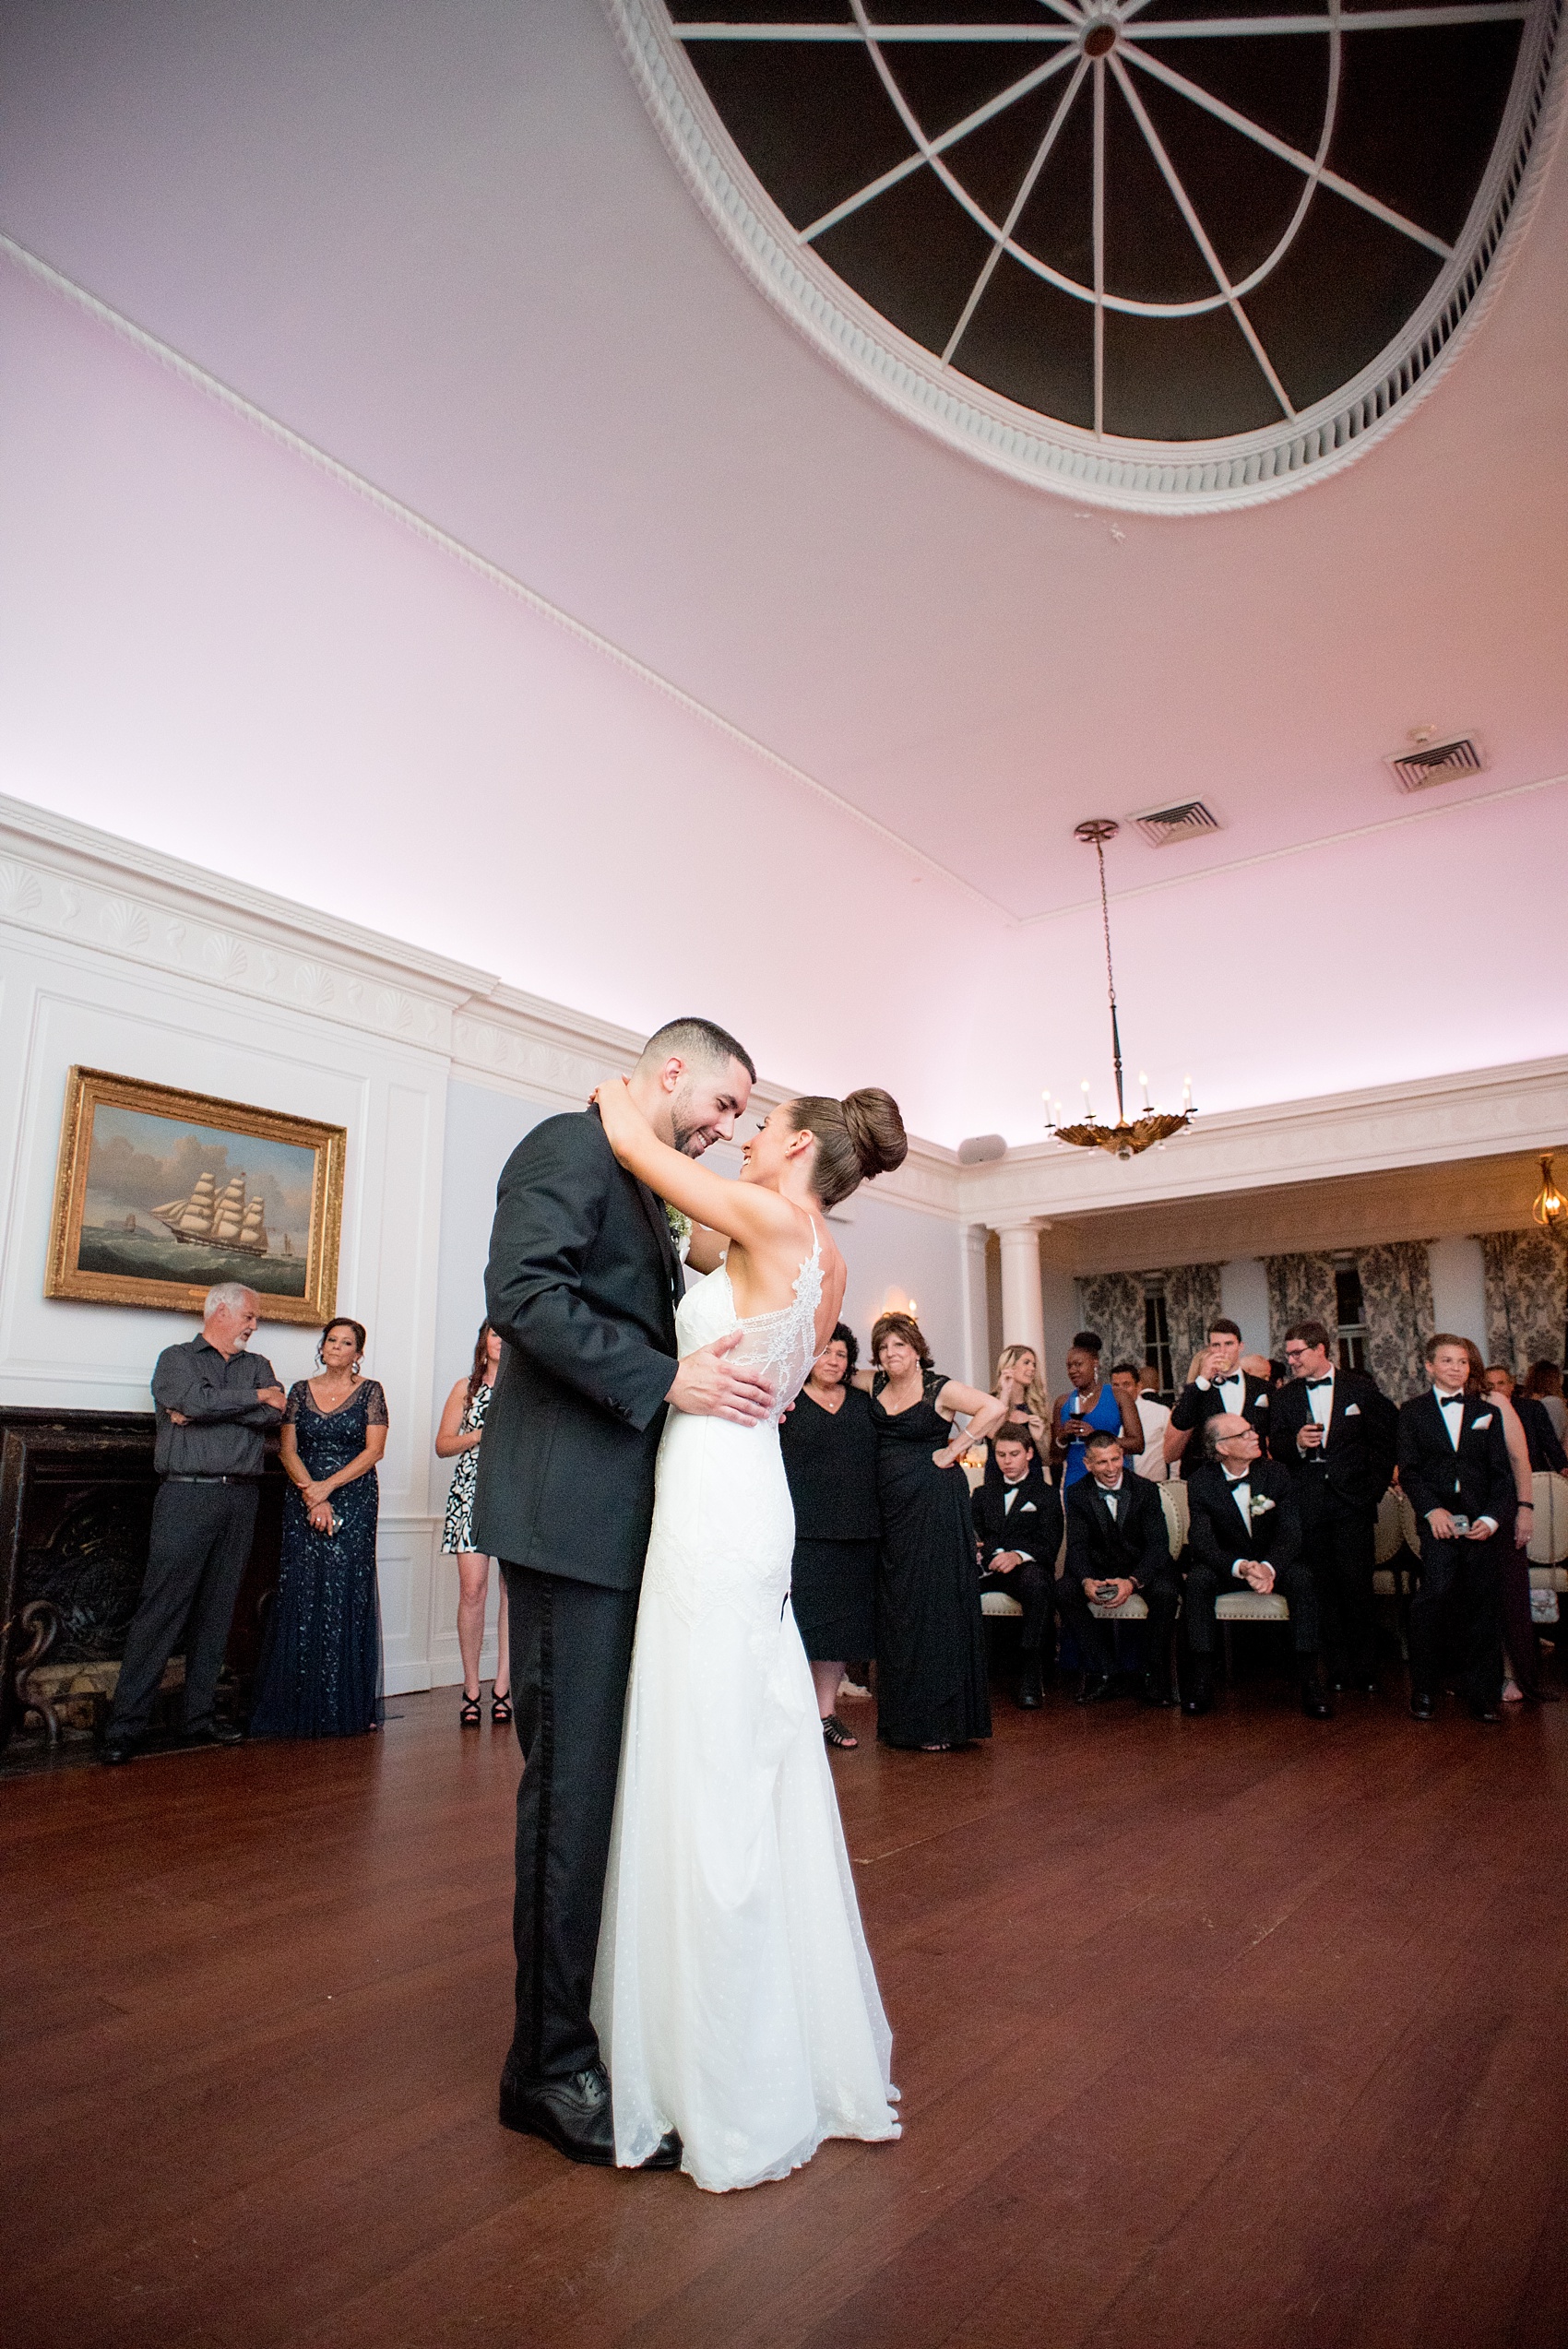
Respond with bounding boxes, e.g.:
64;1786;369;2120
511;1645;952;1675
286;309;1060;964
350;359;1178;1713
671;1118;712;1158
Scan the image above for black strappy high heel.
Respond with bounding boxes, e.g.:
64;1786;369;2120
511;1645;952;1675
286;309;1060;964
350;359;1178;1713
459;1692;482;1727
491;1690;513;1726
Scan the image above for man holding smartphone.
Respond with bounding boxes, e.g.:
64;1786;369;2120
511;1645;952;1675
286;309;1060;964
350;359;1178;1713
1397;1334;1514;1724
1060;1428;1181;1705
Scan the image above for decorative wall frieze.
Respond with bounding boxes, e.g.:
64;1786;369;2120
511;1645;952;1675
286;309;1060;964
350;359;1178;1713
960;1057;1568;1225
451;984;963;1217
0;795;491;1055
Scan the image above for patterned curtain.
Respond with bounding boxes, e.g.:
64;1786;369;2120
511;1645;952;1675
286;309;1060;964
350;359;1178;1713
1164;1262;1225;1378
1357;1241;1434;1400
1264;1252;1337;1358
1076;1272;1146;1372
1479;1230;1568;1373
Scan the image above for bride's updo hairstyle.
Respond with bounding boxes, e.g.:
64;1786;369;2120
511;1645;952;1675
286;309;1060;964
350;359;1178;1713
788;1088;907;1209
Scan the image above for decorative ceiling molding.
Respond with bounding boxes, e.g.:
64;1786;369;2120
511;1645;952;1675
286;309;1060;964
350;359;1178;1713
0;793;484;1052
610;0;1567;513
0;232;1002;921
961;1053;1568;1220
0;794;962;1214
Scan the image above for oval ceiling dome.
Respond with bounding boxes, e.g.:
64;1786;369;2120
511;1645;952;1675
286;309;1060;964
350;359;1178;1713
611;0;1565;509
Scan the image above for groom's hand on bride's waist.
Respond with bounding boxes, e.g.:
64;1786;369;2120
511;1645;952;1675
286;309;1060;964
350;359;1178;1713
667;1331;775;1426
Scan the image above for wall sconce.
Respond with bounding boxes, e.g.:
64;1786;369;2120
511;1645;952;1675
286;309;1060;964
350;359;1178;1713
1532;1154;1565;1232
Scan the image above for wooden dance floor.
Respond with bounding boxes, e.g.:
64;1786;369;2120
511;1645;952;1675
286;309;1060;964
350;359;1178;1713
6;1686;1566;2349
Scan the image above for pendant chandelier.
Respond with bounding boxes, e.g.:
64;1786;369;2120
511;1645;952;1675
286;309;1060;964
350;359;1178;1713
1532;1154;1565;1232
1045;820;1194;1161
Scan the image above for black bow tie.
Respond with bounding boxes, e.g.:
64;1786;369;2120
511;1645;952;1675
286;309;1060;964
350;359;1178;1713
1437;1392;1465;1406
1226;1474;1250;1488
1305;1377;1332;1390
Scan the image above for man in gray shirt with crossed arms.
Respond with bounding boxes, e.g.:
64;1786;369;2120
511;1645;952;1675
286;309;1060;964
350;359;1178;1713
101;1282;285;1764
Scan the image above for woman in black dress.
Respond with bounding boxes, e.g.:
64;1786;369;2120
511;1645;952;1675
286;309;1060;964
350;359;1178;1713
780;1321;880;1750
865;1311;1007;1752
250;1316;387;1738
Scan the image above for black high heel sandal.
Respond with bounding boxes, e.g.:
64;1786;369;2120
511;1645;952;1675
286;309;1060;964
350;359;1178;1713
491;1690;513;1726
459;1692;482;1727
821;1714;859;1750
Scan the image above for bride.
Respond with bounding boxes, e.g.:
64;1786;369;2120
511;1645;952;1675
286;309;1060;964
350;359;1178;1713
588;1075;909;2191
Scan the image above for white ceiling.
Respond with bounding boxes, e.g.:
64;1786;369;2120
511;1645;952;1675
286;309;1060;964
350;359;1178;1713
2;1;1566;1145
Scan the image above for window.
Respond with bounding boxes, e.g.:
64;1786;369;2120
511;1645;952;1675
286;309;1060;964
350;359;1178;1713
1143;1277;1174;1403
1334;1262;1368;1374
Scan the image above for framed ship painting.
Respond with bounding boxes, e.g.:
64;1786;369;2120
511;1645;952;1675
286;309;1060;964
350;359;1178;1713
45;1069;346;1324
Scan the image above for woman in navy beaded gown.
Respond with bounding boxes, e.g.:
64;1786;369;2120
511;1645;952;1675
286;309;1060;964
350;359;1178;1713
250;1317;387;1738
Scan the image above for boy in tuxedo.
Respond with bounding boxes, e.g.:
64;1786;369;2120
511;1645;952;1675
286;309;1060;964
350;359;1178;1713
1061;1429;1181;1705
1165;1318;1273;1479
972;1423;1062;1708
1269;1319;1396;1693
1397;1335;1514;1723
1185;1413;1332;1718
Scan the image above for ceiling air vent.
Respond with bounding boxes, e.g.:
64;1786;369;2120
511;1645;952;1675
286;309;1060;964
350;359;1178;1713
1131;801;1220;848
957;1133;1007;1166
1384;734;1486;793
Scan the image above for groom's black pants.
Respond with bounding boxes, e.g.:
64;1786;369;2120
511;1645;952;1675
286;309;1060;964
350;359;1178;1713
503;1561;640;2082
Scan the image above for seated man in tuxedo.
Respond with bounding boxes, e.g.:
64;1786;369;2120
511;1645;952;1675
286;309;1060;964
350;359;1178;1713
1185;1413;1331;1718
972;1422;1063;1710
1164;1317;1272;1479
1269;1319;1397;1694
1061;1428;1181;1706
1398;1335;1515;1724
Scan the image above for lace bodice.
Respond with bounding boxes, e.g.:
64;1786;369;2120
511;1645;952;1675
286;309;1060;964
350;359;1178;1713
674;1221;824;1430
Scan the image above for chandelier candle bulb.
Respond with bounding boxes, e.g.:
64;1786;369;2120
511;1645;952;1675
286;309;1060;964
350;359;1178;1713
1139;1072;1150;1109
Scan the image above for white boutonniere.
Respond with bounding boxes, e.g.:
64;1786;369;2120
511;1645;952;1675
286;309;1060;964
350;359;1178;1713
1249;1493;1277;1518
663;1202;692;1263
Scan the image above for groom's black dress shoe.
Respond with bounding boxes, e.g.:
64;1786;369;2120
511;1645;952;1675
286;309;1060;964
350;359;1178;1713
1076;1672;1114;1706
500;2062;616;2164
498;2062;682;2170
180;1720;245;1747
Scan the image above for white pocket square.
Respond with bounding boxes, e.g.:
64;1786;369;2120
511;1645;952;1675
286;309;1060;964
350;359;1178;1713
1255;1394;1269;1407
1019;1501;1037;1513
1345;1403;1360;1417
1474;1412;1493;1429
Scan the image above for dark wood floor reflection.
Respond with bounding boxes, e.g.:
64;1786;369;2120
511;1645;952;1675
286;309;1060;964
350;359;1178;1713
5;1683;1566;2349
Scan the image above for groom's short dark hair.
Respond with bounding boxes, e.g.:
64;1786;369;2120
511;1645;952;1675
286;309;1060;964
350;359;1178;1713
640;1017;756;1084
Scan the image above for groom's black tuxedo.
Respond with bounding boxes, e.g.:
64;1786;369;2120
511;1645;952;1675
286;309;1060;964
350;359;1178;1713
470;1107;683;1588
473;1106;685;2089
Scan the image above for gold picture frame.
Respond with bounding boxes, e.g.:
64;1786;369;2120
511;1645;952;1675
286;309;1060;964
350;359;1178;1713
45;1068;347;1325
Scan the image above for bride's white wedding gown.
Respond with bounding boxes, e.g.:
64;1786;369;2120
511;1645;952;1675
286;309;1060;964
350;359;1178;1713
590;1226;900;2191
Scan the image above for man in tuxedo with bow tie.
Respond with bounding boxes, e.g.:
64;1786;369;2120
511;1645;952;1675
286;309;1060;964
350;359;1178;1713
972;1423;1063;1708
472;1018;775;2166
1185;1413;1331;1717
1164;1318;1272;1479
1269;1320;1397;1694
1397;1334;1514;1723
1060;1428;1181;1704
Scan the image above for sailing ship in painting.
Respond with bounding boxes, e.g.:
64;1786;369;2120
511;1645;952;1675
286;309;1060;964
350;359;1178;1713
152;1169;270;1255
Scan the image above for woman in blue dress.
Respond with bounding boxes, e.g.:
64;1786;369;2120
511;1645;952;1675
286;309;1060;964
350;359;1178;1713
1049;1331;1144;1489
250;1316;387;1738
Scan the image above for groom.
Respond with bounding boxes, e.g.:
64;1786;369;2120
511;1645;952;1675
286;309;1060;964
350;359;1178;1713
471;1015;773;2167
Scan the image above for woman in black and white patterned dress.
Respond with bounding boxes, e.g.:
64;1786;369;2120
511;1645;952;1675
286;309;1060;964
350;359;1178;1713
436;1322;509;1726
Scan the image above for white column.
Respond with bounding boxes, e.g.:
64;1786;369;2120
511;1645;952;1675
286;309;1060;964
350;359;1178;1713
957;1222;992;1390
996;1218;1048;1370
